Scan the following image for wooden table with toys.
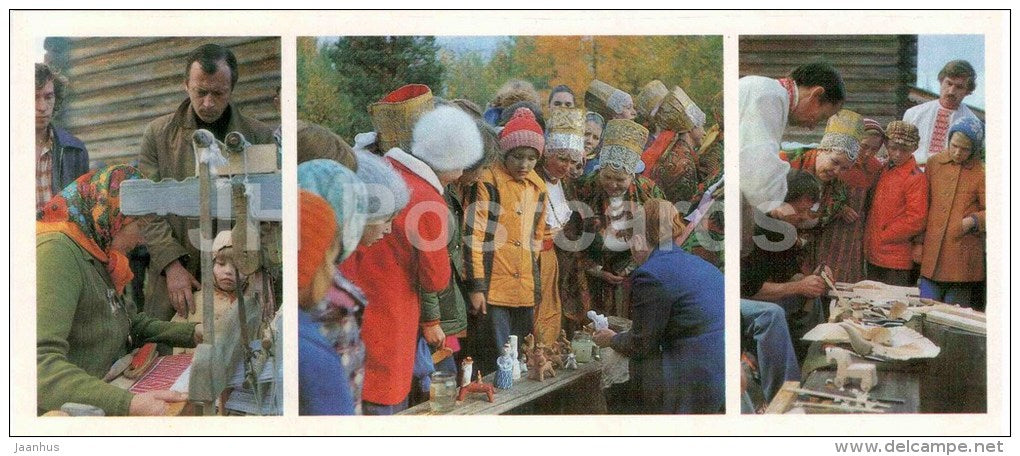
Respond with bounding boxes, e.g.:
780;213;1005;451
766;280;986;414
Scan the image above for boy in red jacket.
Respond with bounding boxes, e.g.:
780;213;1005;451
864;121;929;286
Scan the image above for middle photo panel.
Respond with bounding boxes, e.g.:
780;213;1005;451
295;35;725;416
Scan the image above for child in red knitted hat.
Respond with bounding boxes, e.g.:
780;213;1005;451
465;107;550;358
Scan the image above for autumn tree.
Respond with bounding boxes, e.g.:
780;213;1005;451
296;37;354;137
324;36;445;139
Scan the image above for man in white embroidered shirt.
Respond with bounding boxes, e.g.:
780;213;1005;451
739;62;846;217
902;60;978;166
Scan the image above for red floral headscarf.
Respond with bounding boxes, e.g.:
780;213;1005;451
37;165;142;294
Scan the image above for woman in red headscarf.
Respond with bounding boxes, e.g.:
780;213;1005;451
37;165;201;416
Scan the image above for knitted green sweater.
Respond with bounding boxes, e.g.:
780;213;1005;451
36;232;197;415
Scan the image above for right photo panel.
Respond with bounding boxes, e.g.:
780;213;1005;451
738;35;987;415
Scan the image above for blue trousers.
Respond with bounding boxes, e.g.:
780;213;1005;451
362;398;408;416
740;299;800;402
919;277;984;311
489;305;534;356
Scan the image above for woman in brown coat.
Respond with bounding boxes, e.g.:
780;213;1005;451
919;117;985;310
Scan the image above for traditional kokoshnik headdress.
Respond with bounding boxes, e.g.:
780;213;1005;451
820;109;865;162
545;107;586;162
369;84;434;153
599;119;648;174
585;79;633;119
635;80;669;121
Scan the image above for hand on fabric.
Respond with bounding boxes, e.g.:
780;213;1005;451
129;390;187;416
840;205;859;223
469;292;487;316
796;275;826;299
593;329;617;348
423;324;446;347
165;260;200;317
601;271;625;285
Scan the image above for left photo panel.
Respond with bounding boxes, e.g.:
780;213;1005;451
35;37;283;416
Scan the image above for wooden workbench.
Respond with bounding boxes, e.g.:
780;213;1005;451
399;359;607;415
789;281;986;414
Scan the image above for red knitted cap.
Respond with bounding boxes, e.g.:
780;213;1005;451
499;107;545;154
298;190;338;290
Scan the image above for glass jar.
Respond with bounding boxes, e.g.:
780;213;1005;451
571;331;595;363
429;371;457;412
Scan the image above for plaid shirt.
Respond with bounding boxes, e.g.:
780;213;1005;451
36;145;53;211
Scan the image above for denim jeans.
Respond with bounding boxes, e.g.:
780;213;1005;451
740;299;800;402
362;397;409;416
489;305;534;356
919;277;984;311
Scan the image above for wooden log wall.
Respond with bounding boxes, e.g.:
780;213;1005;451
45;37;280;166
739;35;917;146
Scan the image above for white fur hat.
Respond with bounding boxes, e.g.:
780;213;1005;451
411;106;484;172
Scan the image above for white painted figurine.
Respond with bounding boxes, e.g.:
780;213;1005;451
587;310;609;331
460;357;474;387
564;353;578;370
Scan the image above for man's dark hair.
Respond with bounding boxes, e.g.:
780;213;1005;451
35;63;67;112
785;169;822;203
184;44;238;89
790;61;845;104
547;84;576;104
938;59;977;92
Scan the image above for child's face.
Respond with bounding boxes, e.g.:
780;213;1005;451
815;150;853;182
542;152;579;181
886;142;916;167
504;147;539;181
212;253;236;292
597;167;634;198
947;131;974;164
361;217;394;247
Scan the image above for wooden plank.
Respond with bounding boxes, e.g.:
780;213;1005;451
739;63;904;81
764;381;801;414
800;370;920;414
398;360;603;415
66;37;165;62
68;37;270;76
67;72;279;113
70;49;279;95
65;87;278;130
740;53;902;67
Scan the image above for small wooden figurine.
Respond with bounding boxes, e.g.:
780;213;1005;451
557;330;572;355
522;333;535;356
509;335;522;380
457;371;495;403
494;343;514;389
541;343;564;370
826;346;878;392
564;353;578;370
527;346;556;381
460;357;474;387
587;310;609;331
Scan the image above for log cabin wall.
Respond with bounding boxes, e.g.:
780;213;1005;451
739;35;918;146
44;37;280;167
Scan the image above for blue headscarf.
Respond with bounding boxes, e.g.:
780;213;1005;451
947;116;984;159
298;159;369;262
352;150;410;222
